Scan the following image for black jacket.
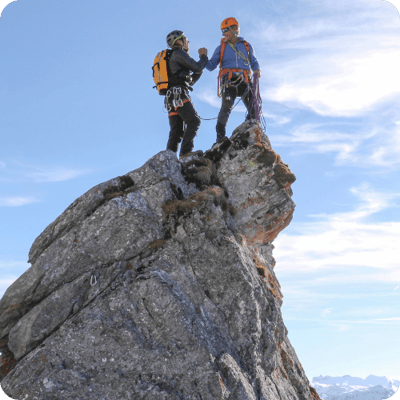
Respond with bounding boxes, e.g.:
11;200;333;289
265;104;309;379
168;48;208;89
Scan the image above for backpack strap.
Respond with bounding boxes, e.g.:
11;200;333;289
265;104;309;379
244;41;250;59
219;39;227;68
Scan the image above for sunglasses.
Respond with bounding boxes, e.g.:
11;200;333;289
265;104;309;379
221;28;231;34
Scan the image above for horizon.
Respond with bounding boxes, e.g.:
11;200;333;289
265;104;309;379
1;0;399;382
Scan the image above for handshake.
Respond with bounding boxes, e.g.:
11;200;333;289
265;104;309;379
198;47;208;56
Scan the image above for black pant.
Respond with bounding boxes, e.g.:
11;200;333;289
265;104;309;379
217;80;254;136
166;89;200;157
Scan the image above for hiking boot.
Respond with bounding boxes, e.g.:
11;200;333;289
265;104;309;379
216;134;226;144
211;136;231;149
179;150;203;160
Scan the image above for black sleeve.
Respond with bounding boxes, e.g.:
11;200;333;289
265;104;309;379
174;50;208;73
190;71;203;86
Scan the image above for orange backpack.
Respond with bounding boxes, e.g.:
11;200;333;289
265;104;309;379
152;49;172;95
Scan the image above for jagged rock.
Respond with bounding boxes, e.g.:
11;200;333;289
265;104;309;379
0;121;320;400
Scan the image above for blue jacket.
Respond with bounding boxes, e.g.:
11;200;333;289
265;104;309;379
206;37;260;75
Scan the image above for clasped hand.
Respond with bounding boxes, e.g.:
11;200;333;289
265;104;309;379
198;48;208;56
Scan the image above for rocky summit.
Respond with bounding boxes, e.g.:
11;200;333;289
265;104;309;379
0;121;320;400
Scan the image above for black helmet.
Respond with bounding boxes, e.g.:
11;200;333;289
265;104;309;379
166;30;185;48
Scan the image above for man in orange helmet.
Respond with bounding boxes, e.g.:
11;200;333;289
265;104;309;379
206;17;261;144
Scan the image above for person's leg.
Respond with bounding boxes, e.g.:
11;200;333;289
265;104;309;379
166;111;184;153
240;81;255;120
177;99;201;157
215;86;236;142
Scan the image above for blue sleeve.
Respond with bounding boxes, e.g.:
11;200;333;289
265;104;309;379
249;43;260;71
206;45;221;71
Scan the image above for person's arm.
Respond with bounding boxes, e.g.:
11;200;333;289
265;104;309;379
174;49;208;73
206;46;221;71
249;43;261;77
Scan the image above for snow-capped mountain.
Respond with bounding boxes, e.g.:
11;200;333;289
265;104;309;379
311;375;400;400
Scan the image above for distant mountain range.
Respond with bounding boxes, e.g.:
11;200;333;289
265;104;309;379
311;375;400;400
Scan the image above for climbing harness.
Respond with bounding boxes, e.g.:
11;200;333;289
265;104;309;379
165;86;191;117
227;41;250;66
217;39;252;98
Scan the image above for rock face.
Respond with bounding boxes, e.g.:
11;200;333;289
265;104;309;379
0;121;320;399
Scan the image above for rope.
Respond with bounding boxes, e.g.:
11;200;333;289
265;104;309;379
199;97;242;120
162;79;267;132
247;74;267;132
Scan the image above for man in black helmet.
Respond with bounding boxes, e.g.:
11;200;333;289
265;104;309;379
165;30;208;159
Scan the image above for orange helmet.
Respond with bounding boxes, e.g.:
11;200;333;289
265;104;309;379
221;17;239;30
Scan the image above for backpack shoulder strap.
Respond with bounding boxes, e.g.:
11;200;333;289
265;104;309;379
243;41;250;58
243;40;250;55
219;39;227;68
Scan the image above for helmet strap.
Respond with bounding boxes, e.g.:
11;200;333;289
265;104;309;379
228;27;239;43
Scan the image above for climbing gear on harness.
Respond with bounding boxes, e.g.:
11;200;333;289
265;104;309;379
171;87;183;108
166;30;185;48
152;49;173;95
221;17;239;30
217;39;251;97
165;86;191;116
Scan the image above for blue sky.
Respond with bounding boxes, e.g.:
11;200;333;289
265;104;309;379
1;0;399;383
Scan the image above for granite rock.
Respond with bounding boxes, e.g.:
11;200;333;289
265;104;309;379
0;121;320;400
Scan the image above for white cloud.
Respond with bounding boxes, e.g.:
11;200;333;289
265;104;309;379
322;308;334;317
0;196;38;207
253;0;400;117
0;278;18;300
269;120;400;169
331;323;350;332
25;168;88;183
0;0;16;18
0;277;17;293
351;317;400;325
274;183;400;284
0;261;30;297
0;261;27;269
0;160;91;183
266;50;400;117
374;317;400;322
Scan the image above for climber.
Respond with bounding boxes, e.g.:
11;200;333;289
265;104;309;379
164;30;208;159
206;18;261;144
